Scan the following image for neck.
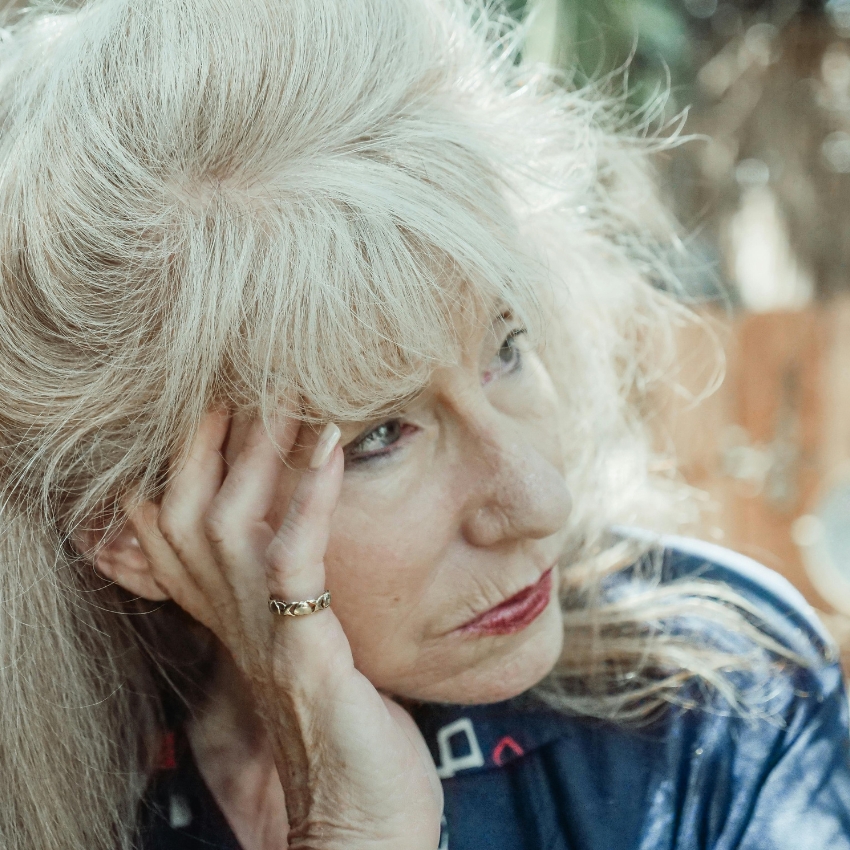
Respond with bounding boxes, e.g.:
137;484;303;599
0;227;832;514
187;645;289;850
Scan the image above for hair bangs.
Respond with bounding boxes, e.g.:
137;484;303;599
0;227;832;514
215;137;542;424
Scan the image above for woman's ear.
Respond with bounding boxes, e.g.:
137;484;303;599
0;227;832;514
74;519;170;601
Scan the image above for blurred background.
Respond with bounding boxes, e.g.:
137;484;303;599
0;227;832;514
508;0;850;663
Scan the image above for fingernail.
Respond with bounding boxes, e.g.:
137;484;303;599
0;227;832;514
309;423;341;470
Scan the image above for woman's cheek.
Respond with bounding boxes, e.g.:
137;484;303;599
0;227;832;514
322;513;426;657
530;359;567;474
492;355;566;474
324;463;461;681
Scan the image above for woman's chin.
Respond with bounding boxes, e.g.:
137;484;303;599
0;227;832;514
395;598;566;706
456;603;565;705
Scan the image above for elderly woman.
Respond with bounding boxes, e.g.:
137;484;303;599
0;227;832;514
0;0;848;848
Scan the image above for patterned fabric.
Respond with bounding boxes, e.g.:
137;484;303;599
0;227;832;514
138;539;850;849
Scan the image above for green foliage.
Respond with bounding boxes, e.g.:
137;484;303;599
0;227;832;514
506;0;694;105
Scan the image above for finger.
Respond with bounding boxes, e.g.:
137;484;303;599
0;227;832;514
266;424;343;604
162;410;230;519
222;410;253;468
131;501;223;633
157;411;232;600
215;414;301;529
224;396;300;470
265;434;355;699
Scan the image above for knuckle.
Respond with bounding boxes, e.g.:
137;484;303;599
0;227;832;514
202;506;236;548
277;509;306;543
265;535;294;570
157;508;188;551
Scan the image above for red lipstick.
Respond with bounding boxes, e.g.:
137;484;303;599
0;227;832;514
459;569;554;636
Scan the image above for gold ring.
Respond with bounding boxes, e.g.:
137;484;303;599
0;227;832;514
268;590;331;617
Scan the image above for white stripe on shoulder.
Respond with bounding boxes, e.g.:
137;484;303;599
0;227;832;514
614;527;833;647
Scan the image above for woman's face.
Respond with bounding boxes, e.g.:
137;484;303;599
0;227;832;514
276;311;573;705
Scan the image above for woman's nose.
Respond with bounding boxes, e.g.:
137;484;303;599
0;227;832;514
460;435;572;549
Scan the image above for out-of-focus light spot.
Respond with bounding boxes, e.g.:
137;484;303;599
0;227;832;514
729;186;814;312
697;51;738;97
685;0;718;19
744;23;779;65
735;158;770;186
822;44;850;92
828;0;850;35
792;514;823;548
797;479;850;612
822;131;850;172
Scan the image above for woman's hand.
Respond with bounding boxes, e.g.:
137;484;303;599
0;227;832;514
132;411;443;850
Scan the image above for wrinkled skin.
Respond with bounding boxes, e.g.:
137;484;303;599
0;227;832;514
97;309;573;849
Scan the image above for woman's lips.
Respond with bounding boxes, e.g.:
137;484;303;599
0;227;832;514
457;569;554;636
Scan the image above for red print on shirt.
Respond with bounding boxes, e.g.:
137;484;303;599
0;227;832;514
492;735;524;766
156;731;177;771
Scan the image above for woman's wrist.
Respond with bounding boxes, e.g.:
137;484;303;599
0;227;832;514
285;818;442;850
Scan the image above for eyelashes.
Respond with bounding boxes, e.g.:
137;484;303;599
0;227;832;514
343;419;416;465
481;326;526;386
496;326;526;370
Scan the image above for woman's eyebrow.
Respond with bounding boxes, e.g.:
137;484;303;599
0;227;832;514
488;309;510;329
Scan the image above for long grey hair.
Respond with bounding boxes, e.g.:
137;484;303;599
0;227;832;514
0;1;810;849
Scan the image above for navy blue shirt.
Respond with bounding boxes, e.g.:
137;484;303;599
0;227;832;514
139;538;850;848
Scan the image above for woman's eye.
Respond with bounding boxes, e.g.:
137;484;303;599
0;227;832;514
485;327;526;382
345;419;408;463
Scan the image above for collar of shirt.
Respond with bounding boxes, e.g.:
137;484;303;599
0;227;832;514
411;696;577;779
